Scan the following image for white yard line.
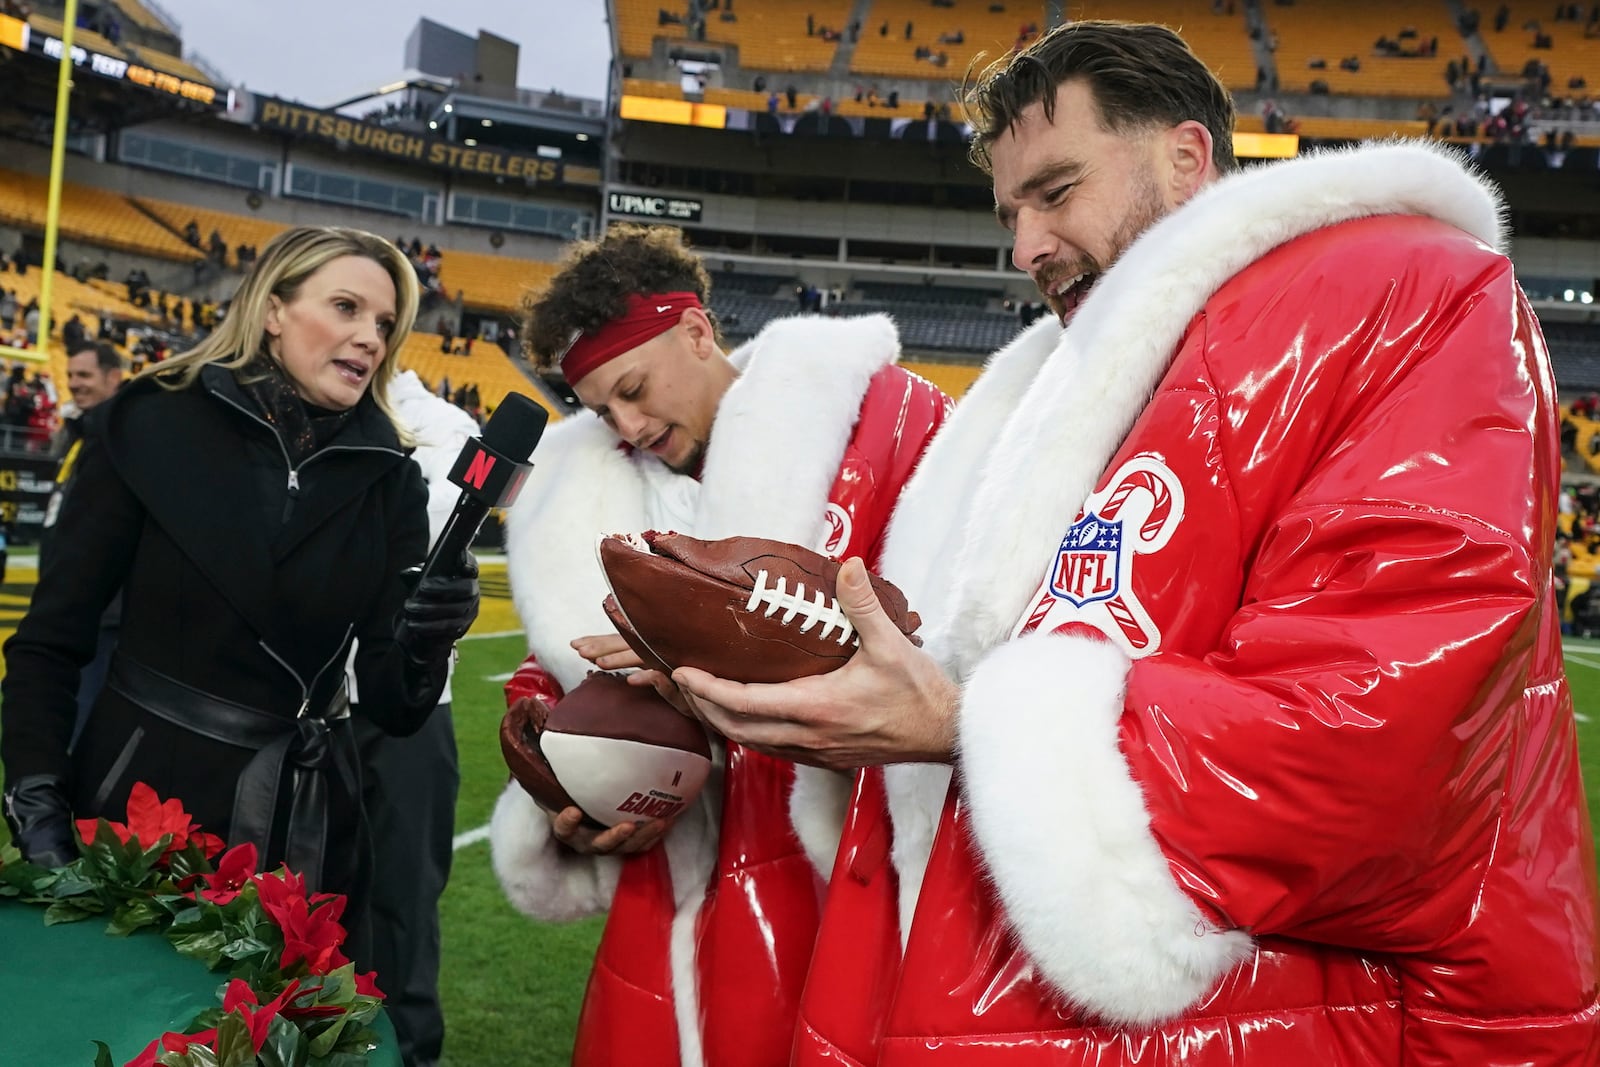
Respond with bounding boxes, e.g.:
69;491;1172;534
460;629;523;642
452;825;492;851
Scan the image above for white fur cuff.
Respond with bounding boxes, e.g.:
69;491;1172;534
489;782;621;922
957;631;1252;1026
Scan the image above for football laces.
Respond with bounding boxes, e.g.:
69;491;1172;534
744;570;856;645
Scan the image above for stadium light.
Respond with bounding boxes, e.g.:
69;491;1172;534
443;103;454;113
1567;289;1578;301
576;133;590;141
1584;293;1595;305
464;138;478;146
429;121;438;129
482;119;493;127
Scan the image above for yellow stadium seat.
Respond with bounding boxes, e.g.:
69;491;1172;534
1261;0;1457;97
1483;1;1600;97
395;332;560;422
133;197;291;265
1068;0;1260;91
437;252;559;317
0;167;199;261
702;0;852;72
901;359;981;399
615;0;695;58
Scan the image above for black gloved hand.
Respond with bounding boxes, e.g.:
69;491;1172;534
2;774;77;869
394;555;481;666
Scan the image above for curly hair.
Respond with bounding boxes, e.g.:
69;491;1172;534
521;224;720;371
963;21;1237;178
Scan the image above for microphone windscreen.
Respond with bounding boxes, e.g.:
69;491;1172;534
480;393;549;463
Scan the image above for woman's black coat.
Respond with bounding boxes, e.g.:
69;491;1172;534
1;364;442;889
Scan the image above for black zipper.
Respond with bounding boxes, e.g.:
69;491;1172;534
259;624;354;717
208;388;403;524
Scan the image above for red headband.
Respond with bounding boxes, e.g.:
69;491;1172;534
560;291;702;385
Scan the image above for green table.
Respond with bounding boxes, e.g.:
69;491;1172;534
0;900;401;1064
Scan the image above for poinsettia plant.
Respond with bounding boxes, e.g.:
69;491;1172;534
0;783;386;1067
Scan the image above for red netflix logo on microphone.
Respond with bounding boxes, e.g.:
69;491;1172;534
463;449;496;491
449;441;532;508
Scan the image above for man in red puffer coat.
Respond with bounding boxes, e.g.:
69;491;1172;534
488;225;948;1067
675;22;1600;1066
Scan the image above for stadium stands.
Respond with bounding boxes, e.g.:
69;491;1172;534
702;0;852;72
711;287;1022;355
0;168;199;261
1263;0;1456;96
437;252;558;316
133;198;290;264
852;0;1049;81
710;270;797;294
1068;0;1260;90
110;0;179;35
1484;1;1600;96
393;331;559;421
25;13;129;62
616;0;693;58
901;358;982;398
1549;323;1600;393
855;280;999;306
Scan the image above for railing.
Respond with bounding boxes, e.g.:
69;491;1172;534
135;0;181;35
183;49;230;88
513;88;607;118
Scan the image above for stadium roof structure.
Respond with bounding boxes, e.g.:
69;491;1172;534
0;13;230;140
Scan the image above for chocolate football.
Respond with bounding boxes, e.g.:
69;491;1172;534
597;532;921;684
500;671;713;828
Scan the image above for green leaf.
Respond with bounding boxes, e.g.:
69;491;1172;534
183;1044;222;1067
168;927;229;967
218;934;274;961
49;870;101;897
42;899;97;924
258;1014;308;1067
109;895;165;936
91;1039;116;1067
305;1014;350;1058
212;1011;255;1067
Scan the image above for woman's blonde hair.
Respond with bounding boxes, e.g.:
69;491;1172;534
149;226;420;434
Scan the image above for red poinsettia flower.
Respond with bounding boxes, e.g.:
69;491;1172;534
252;869;351;974
222;977;300;1052
189;843;258;905
122;1026;219;1067
76;782;223;860
355;969;385;998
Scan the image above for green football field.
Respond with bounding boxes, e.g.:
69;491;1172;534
6;558;1600;1065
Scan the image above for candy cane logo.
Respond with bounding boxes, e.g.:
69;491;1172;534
1043;455;1184;655
817;502;853;558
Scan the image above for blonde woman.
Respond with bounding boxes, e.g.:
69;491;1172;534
1;228;478;929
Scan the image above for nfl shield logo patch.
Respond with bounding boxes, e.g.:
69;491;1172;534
1050;512;1122;607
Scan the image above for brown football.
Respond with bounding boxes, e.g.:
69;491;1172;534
500;671;713;828
597;532;921;684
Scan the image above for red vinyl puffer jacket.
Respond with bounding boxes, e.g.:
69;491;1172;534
796;147;1600;1066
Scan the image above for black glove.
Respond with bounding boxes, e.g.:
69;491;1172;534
394;556;480;666
2;774;77;868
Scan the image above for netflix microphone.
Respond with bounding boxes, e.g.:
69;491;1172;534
420;392;549;581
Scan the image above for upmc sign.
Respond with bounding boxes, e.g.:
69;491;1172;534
608;192;703;223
